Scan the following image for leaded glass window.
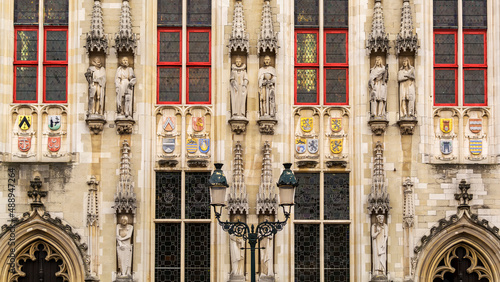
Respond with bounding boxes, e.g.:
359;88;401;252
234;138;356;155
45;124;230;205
188;31;210;63
295;0;319;27
464;69;486;105
296;33;318;64
434;69;457;105
185;223;210;281
296;69;318;104
295;173;320;220
462;0;487;28
187;68;210;103
324;225;350;281
325;69;347;104
295;224;320;281
187;0;211;26
15;29;38;62
155;223;181;280
14;67;37;102
434;33;456;65
324;0;348;28
324;173;349;220
158;68;181;103
158;0;182;26
44;0;68;25
156;172;181;219
14;0;39;24
185;172;210;219
44;67;66;102
433;0;458;28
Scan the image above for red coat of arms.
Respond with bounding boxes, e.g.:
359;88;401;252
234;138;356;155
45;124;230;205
18;137;31;152
48;136;61;152
192;117;204;132
469;118;482;134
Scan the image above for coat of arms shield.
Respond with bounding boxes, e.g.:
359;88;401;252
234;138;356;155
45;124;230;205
18;115;32;131
199;138;210;154
469;140;482;155
295;139;306;154
186;138;198;154
440;118;453;133
469;118;482;134
300;118;313;133
331;118;342;133
48;136;61;152
163;117;176;132
440;140;452;155
330;138;343;154
307;139;319;154
48;115;61;131
162;138;175;153
18;137;31;152
192;117;204;132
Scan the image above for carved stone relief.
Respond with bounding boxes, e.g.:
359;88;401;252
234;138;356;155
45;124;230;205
156;107;181;167
294;108;320;168
433;109;459;162
257;141;277;215
41;106;68;160
324;108;349;168
227;141;249;215
464;109;488;162
186;107;211;167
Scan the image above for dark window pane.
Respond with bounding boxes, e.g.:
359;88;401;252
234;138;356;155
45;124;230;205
45;30;67;61
158;0;182;26
185;223;210;281
324;174;349;220
295;224;320;282
325;69;347;104
44;0;68;25
463;0;487;28
14;0;38;24
185;172;210;219
464;34;485;65
159;32;181;62
325;225;350;281
155;223;181;280
296;33;317;64
295;173;320;220
188;68;210;103
16;30;38;61
325;33;346;64
156;172;181;218
45;66;66;102
324;0;348;28
295;0;319;27
464;69;485;105
434;33;456;65
187;0;211;26
434;69;456;105
433;0;457;28
158;68;181;103
188;32;210;63
296;69;318;104
15;67;37;102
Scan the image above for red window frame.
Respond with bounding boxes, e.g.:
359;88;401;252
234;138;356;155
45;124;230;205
295;29;319;105
43;26;68;103
13;26;39;103
433;30;458;106
186;28;211;104
157;28;182;104
462;30;487;106
323;29;348;105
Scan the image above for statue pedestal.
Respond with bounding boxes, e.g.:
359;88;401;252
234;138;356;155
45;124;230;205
371;274;388;282
257;118;277;135
228;117;249;134
398;117;418;135
259;275;275;282
368;118;388;135
228;274;245;282
86;114;106;135
115;117;135;135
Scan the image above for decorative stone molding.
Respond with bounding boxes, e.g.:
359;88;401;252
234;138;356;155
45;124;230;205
85;0;109;54
296;160;318;168
258;118;277;135
257;141;277;215
228;142;249;214
368;119;388;135
396;0;419;56
87;176;99;227
228;0;249;53
114;0;137;54
398;118;417;135
367;142;390;214
258;0;279;55
28;176;46;211
402;178;414;228
325;160;348;168
366;0;389;54
115;118;135;135
86;116;106;135
113;140;137;214
229;118;248;134
187;159;209;167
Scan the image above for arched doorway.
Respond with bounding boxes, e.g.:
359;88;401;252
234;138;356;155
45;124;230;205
432;243;491;282
16;240;68;282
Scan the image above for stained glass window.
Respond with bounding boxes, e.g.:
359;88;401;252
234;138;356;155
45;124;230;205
325;33;346;64
188;32;210;63
44;0;68;25
45;30;67;61
434;69;457;105
14;67;37;102
155;223;181;281
14;0;39;24
324;0;348;28
185;172;210;219
464;70;486;105
188;68;210;103
185;223;210;281
156;172;181;219
295;0;319;27
16;30;38;62
158;0;182;26
324;225;350;281
158;68;181;103
433;0;458;28
434;33;456;65
296;69;318;104
295;173;320;220
187;0;211;26
296;33;318;64
159;32;181;63
463;0;487;28
324;173;349;220
464;34;485;65
325;69;347;104
44;67;67;102
295;224;320;281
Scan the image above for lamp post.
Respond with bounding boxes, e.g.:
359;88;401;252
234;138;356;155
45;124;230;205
209;163;298;282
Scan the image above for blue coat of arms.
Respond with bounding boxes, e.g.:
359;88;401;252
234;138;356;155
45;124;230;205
199;138;210;154
162;138;175;153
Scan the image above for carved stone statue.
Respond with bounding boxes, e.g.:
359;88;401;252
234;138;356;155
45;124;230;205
260;216;274;278
369;56;388;118
115;57;136;118
398;58;416;118
230;56;249;118
230;234;245;277
85;57;106;116
116;215;133;277
258;55;276;118
371;214;388;277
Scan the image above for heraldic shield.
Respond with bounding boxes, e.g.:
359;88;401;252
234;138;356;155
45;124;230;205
295;139;306;154
300;117;313;133
330;138;343;154
469;118;482;134
163;116;175;132
440;140;452;155
440;118;453;133
192;117;204;132
186;138;198;154
199;138;210;154
18;115;32;131
162;138;175;153
18;137;31;152
469;140;482;155
48;136;61;152
48;115;61;131
307;139;319;154
331;118;342;133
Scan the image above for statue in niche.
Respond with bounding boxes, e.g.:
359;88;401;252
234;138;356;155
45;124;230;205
85;56;106;116
371;214;388;277
230;233;245;276
259;215;274;278
369;56;388;118
258;55;276;118
398;58;416;118
230;56;249;118
116;215;133;277
115;56;136;118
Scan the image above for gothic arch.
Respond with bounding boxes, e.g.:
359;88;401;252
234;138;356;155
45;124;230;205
0;211;88;282
415;215;500;282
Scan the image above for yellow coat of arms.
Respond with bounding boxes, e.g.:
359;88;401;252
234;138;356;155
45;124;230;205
330;138;343;154
300;117;313;132
18;115;32;131
440;118;453;133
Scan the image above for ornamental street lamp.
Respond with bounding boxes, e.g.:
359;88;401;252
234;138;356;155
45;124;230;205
209;163;298;282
